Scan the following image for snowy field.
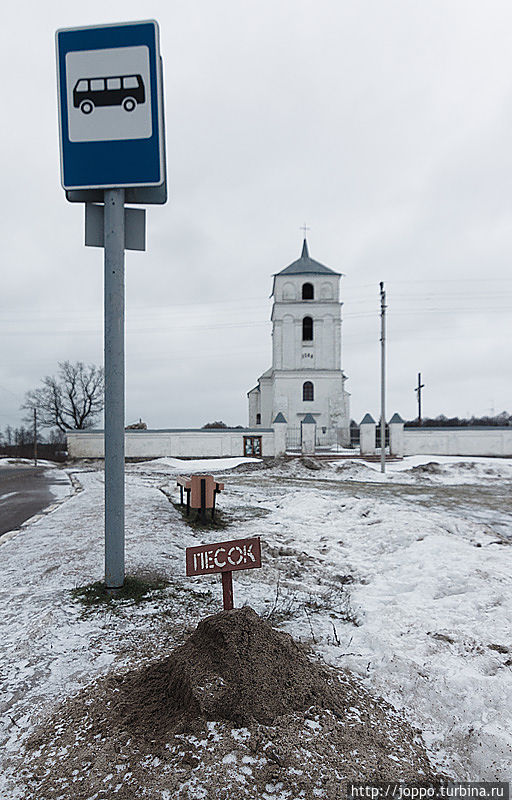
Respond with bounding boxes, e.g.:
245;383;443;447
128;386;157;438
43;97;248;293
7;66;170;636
0;454;511;796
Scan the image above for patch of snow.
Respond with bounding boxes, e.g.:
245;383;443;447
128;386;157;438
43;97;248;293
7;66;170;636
130;456;261;474
0;460;511;793
322;455;512;486
231;727;251;742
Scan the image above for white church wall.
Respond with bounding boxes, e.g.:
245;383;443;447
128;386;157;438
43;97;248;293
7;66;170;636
272;371;347;430
248;389;260;426
67;429;276;459
403;427;512;457
282;281;296;300
282;315;294;368
272;321;283;368
275;302;342;370
320;281;334;300
301;420;316;455
259;378;275;428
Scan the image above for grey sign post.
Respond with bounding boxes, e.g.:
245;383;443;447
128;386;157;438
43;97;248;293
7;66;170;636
104;189;126;588
56;21;166;589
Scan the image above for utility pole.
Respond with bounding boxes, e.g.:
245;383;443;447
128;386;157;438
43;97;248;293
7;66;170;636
414;372;425;424
33;408;38;467
380;282;386;474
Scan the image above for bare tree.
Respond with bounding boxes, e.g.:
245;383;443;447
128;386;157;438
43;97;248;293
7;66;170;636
23;361;104;432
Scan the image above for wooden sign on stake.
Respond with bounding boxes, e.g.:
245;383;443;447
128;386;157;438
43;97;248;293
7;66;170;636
186;537;262;610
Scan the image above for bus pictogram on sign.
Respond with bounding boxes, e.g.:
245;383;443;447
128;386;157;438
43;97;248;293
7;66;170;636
73;74;146;114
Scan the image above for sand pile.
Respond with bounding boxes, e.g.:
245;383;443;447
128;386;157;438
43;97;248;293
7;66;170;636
335;461;377;477
18;608;443;799
410;462;444;476
116;606;342;732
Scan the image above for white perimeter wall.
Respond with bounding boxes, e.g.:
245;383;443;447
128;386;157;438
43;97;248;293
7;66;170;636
403;428;512;457
67;430;275;459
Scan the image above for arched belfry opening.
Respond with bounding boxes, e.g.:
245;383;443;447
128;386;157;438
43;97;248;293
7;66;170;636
302;282;314;300
302;316;313;341
303;381;314;401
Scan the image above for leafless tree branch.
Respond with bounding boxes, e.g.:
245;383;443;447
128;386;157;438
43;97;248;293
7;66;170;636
22;361;104;432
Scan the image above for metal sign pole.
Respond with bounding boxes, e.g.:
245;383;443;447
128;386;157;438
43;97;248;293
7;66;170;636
380;281;386;474
104;188;125;589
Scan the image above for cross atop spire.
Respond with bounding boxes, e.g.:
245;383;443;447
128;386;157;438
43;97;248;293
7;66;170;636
300;223;310;258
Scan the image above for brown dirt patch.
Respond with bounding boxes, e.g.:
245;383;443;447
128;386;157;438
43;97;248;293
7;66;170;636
17;607;443;799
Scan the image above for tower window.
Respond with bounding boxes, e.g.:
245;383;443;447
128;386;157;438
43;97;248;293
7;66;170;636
303;381;314;401
302;316;313;341
302;282;314;300
256;413;261;425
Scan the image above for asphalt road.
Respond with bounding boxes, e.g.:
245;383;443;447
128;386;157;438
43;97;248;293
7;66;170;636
0;465;68;536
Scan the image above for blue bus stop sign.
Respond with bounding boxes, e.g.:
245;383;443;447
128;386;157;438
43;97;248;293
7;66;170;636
56;20;165;191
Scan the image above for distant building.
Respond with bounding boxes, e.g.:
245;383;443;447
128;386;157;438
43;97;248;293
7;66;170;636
247;240;350;445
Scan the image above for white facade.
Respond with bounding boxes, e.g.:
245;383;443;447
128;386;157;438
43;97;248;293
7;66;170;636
360;416;512;457
248;241;350;444
403;427;512;457
67;428;276;459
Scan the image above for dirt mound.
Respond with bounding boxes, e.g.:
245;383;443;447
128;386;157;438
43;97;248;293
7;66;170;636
411;461;444;475
114;607;341;732
19;608;444;799
335;460;375;475
300;456;323;470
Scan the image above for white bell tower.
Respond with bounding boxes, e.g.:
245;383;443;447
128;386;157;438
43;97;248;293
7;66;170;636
248;240;350;444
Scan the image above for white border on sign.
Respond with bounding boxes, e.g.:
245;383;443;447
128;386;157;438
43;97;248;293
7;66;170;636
55;19;165;190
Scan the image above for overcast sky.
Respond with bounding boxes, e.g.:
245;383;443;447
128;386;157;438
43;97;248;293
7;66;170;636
1;0;511;433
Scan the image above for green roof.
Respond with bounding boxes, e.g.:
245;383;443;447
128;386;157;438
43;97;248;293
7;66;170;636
275;240;340;277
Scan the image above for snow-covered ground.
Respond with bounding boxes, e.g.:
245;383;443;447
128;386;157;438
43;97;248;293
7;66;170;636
281;453;512;485
0;454;511;796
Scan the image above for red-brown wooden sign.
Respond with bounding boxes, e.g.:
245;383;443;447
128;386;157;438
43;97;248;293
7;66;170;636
186;537;262;610
186;537;261;576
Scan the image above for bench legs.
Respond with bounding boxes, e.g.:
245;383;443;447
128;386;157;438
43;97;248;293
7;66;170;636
199;477;206;521
179;482;220;522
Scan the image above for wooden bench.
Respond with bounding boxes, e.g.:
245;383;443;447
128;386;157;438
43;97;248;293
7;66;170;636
176;474;225;520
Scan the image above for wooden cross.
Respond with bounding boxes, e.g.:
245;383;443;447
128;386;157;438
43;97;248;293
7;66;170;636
414;372;425;423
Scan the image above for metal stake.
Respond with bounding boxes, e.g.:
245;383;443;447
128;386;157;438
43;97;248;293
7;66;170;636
222;571;234;610
33;408;38;467
104;188;125;589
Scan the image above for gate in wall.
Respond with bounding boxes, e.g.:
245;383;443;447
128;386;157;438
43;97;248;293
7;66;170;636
375;424;390;449
315;427;337;448
285;426;344;452
286;427;302;451
350;425;360;447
